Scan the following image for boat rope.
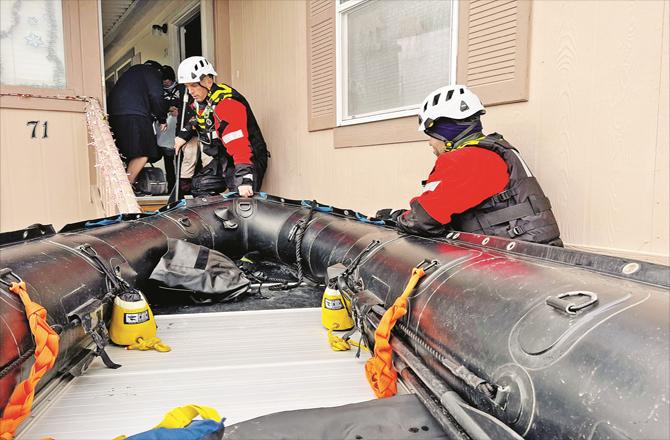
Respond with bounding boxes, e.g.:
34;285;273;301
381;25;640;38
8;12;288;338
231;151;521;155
270;200;317;291
0;271;59;440
67;245;126;368
0;348;35;380
330;240;382;357
392;319;497;399
339;240;382;291
364;260;436;399
126;337;171;352
76;244;127;293
327;325;369;353
237;261;298;295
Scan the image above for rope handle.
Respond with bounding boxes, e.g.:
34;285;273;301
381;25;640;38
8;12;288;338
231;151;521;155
0;281;60;440
364;261;435;398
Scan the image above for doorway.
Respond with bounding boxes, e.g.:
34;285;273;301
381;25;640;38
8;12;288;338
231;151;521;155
180;13;202;60
98;0;213;205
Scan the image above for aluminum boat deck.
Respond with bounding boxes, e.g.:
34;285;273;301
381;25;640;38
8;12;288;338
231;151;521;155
19;308;375;439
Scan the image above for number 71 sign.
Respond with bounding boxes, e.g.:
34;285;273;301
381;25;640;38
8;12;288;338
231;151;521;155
26;120;48;138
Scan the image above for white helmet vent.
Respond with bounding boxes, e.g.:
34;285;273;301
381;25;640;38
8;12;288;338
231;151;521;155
417;84;485;132
177;56;218;84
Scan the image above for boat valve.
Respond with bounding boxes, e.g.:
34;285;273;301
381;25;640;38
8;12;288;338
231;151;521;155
492;385;511;409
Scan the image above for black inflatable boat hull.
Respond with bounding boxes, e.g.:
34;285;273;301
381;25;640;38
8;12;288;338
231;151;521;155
1;195;668;439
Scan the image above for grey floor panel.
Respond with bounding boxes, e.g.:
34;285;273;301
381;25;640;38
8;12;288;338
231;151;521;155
19;308;375;439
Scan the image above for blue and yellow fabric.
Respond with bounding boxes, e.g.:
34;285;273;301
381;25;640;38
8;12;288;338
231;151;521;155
114;405;225;440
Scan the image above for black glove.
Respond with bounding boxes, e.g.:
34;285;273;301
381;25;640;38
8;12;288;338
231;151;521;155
233;163;255;189
375;208;404;222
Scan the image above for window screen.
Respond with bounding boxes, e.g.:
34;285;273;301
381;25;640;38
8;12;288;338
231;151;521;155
340;0;454;122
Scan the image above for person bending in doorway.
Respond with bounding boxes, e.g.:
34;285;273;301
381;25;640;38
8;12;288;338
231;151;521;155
108;60;167;186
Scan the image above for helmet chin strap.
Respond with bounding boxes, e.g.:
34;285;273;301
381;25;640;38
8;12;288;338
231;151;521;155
429;119;481;153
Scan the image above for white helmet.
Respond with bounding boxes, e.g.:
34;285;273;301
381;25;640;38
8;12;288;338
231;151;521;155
417;85;485;132
177;56;217;84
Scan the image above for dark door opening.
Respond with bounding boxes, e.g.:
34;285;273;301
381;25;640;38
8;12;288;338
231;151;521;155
181;14;202;59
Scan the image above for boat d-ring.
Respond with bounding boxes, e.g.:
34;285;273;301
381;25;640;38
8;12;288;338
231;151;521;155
546;291;599;315
0;268;22;287
416;259;439;272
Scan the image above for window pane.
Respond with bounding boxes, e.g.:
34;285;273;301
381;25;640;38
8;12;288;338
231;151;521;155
343;0;453;119
0;0;67;88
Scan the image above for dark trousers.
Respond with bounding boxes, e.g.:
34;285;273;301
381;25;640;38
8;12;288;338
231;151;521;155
160;147;176;195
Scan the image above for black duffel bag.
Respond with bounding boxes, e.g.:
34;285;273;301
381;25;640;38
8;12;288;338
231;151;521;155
136;164;168;195
149;239;250;302
191;157;228;196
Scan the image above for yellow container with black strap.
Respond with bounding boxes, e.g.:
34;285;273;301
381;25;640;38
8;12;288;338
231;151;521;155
321;286;354;331
110;290;157;346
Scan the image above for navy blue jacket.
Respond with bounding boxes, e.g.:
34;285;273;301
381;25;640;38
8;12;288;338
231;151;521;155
108;65;167;123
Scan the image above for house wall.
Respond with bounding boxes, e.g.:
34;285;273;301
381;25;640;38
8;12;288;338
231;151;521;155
225;0;669;264
0;0;105;232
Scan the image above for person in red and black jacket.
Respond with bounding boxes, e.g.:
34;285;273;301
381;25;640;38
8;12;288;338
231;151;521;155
377;85;562;246
174;56;269;198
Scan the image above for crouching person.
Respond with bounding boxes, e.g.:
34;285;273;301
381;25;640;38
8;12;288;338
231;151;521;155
378;85;562;246
174;56;269;198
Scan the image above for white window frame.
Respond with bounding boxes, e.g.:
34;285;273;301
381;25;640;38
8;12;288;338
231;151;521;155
336;0;459;126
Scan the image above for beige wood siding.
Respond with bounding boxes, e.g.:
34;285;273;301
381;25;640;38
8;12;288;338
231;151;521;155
307;0;336;131
228;0;668;264
214;0;232;84
0;110;94;231
0;0;105;232
457;0;531;106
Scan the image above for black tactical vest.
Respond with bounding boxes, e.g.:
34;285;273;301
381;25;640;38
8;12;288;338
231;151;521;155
192;83;269;185
450;134;562;245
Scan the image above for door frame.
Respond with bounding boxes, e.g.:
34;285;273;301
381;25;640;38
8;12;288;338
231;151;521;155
168;0;214;68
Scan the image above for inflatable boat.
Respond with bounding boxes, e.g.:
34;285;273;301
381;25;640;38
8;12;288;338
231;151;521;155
1;194;668;439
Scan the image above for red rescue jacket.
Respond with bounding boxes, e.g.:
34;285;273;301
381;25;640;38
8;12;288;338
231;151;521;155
397;146;509;236
178;83;268;169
